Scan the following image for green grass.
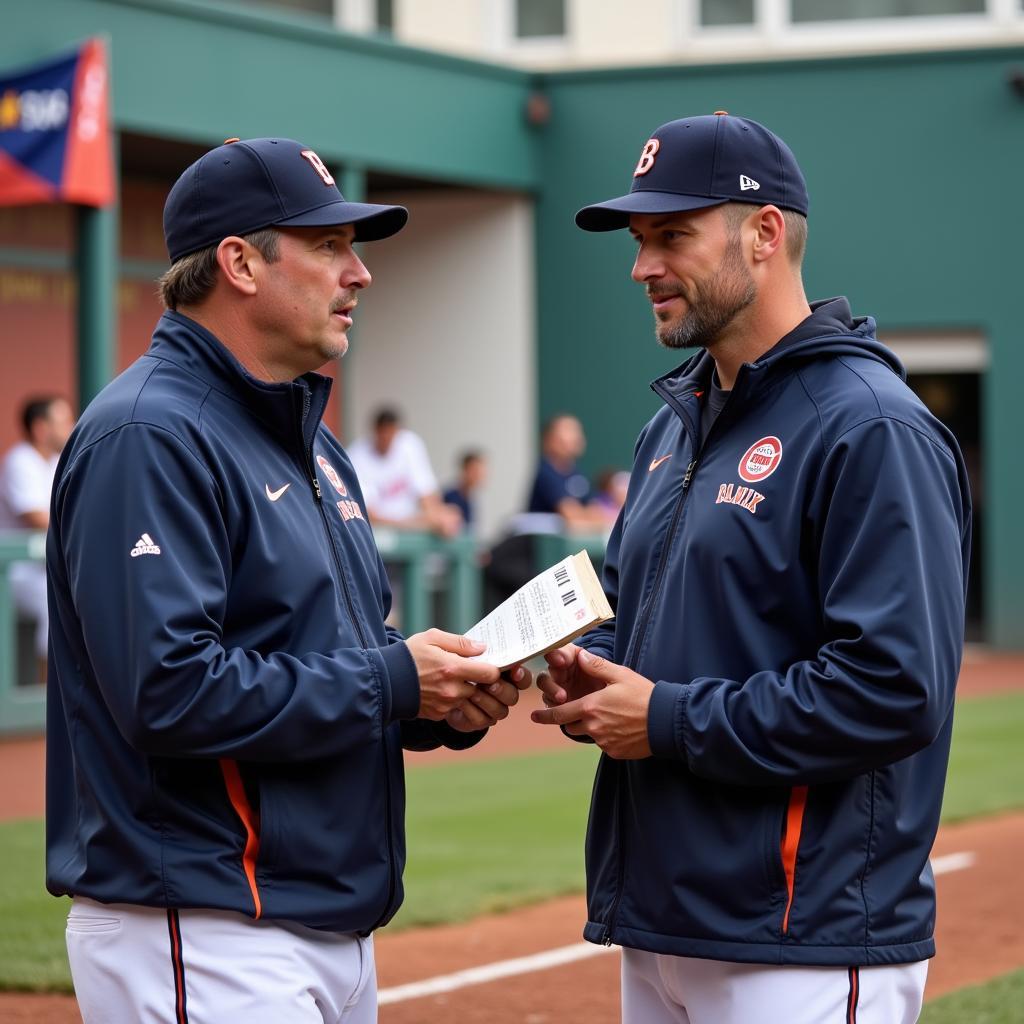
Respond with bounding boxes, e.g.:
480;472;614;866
1;691;1020;993
395;746;599;928
920;969;1024;1023
942;692;1024;823
0;819;72;992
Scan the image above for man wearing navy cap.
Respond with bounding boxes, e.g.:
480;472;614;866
45;137;530;1021
533;113;971;1022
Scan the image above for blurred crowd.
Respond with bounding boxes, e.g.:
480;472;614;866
349;404;624;540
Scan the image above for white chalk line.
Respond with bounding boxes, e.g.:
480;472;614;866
378;850;975;1005
931;850;976;875
377;940;616;1004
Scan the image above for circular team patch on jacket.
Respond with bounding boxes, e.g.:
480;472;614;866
316;454;348;497
738;436;782;483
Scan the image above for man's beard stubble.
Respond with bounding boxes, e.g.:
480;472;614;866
652;235;756;352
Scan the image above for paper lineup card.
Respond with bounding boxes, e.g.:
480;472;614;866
467;551;613;671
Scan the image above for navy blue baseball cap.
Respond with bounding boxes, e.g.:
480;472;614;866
575;112;808;231
164;137;408;262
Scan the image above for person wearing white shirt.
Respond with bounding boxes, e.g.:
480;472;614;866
0;395;75;681
348;408;461;538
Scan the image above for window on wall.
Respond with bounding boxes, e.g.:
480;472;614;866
375;0;393;32
235;0;333;18
701;0;756;25
698;0;990;26
791;0;984;20
516;0;567;39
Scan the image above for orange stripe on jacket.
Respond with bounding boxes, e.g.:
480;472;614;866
219;759;263;918
780;784;808;934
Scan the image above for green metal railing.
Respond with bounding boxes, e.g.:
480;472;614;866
532;531;608;577
372;528;482;636
0;530;47;735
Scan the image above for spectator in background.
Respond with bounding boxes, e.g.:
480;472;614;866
349;408;462;538
443;450;487;533
0;395;75;681
593;468;630;526
527;413;607;531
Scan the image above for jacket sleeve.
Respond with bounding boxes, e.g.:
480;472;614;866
54;423;420;762
401;719;486;752
647;416;970;785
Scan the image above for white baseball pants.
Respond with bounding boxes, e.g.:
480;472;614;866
621;947;928;1024
66;897;377;1024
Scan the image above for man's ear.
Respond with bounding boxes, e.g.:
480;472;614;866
750;205;786;264
215;236;259;296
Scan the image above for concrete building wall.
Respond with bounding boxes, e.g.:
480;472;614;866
387;0;1024;68
397;0;492;57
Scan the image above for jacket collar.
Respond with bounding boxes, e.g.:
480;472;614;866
148;311;333;449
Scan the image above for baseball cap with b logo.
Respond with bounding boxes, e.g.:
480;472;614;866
163;137;408;262
575;112;808;231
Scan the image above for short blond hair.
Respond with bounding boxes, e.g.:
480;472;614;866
158;228;280;310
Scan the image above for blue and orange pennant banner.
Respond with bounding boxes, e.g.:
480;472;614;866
0;38;113;208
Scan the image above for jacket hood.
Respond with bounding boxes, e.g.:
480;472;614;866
653;297;906;398
759;297;905;378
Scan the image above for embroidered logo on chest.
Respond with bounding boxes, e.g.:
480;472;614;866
715;483;766;515
316;454;365;522
712;436;783;516
738;436;782;483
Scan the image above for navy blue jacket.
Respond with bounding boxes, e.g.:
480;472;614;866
577;299;971;966
46;311;480;932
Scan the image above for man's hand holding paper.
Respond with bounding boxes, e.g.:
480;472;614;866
533;647;654;759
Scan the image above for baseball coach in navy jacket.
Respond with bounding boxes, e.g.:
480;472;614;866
533;113;971;1024
46;137;531;1022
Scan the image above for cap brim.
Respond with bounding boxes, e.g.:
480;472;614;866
277;200;408;241
575;191;726;232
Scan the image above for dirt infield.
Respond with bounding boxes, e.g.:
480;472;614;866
956;647;1024;698
0;653;1020;1021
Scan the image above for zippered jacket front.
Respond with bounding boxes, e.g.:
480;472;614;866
578;298;971;966
46;311;478;932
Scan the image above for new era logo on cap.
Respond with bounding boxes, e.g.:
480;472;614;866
575;112;808;231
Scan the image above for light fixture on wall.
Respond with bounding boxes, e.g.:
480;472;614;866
525;91;551;127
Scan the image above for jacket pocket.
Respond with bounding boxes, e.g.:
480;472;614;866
780;785;809;935
219;759;263;919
